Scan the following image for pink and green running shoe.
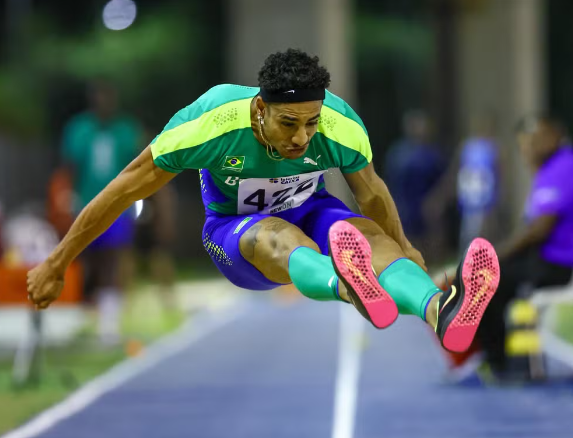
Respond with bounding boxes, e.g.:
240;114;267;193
328;221;398;329
436;237;500;353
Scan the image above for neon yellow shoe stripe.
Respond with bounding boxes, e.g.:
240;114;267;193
435;285;457;332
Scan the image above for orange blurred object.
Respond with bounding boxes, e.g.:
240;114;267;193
273;283;303;306
47;167;74;239
0;261;83;305
126;339;144;357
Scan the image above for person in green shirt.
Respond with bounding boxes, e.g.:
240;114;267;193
60;78;141;343
30;49;500;353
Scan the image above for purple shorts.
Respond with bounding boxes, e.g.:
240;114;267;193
202;190;365;290
89;211;135;251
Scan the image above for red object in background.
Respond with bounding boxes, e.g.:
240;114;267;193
0;261;83;305
47;167;74;239
0;204;3;258
0;168;83;305
446;338;482;366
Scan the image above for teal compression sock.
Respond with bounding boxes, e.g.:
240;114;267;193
378;258;441;320
288;247;344;302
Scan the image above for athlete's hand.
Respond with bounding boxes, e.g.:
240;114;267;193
27;259;65;310
403;246;427;272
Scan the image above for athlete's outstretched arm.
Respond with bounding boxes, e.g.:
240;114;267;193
343;162;426;270
27;146;177;309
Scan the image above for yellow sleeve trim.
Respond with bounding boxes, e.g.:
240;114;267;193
151;98;252;160
318;105;372;163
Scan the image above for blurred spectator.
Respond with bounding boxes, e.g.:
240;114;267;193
2;211;59;268
60;78;142;344
478;114;573;375
0;200;4;259
135;185;178;309
456;113;503;250
47;167;74;240
132;128;178;309
384;110;446;254
425;111;504;254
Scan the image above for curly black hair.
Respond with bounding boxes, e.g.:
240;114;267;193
258;48;331;93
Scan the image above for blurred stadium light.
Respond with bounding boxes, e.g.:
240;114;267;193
102;0;137;31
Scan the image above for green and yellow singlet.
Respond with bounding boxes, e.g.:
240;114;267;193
151;84;372;216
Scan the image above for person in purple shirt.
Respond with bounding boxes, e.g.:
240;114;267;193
478;114;573;374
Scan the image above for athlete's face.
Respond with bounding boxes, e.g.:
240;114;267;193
258;100;322;159
517;121;561;169
88;81;118;120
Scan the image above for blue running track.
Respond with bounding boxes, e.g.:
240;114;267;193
6;296;573;438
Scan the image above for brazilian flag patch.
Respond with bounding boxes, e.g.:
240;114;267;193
223;156;245;172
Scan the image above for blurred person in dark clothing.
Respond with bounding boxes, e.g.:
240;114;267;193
135;184;178;309
134;128;178;309
60;78;142;344
478;114;573;374
425;112;504;255
385;110;445;253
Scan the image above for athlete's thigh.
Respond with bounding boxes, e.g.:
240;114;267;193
283;191;400;270
345;216;405;271
293;191;365;254
202;214;316;290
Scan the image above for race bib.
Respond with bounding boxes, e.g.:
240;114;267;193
237;170;325;215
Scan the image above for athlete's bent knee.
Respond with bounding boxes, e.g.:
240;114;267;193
239;217;318;270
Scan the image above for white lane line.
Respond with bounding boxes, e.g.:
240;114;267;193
2;302;250;438
331;305;365;438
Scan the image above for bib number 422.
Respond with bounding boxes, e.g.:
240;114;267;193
243;178;314;212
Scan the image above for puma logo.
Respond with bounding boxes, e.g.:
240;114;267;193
303;156;321;166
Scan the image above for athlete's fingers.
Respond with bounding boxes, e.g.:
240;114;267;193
35;300;51;310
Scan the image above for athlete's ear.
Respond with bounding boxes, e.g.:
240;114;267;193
255;96;267;117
